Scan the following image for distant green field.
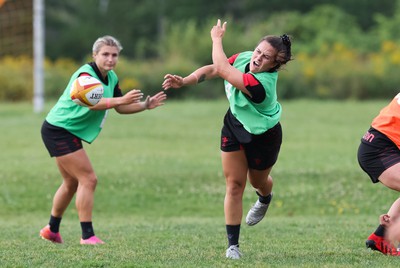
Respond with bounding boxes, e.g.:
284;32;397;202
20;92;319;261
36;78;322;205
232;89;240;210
1;99;399;267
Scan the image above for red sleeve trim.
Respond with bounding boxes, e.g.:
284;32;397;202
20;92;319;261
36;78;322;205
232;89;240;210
228;53;239;65
243;73;260;87
78;73;91;77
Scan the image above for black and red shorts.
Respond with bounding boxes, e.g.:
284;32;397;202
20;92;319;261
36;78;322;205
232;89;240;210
41;120;83;157
220;111;282;170
357;127;400;183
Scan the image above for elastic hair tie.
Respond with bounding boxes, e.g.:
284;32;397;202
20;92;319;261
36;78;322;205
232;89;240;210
280;34;290;46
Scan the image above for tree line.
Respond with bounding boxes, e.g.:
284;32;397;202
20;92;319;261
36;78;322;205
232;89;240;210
2;0;400;101
45;0;396;60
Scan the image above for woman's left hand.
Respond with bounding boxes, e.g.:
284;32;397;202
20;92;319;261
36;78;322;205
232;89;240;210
145;91;167;109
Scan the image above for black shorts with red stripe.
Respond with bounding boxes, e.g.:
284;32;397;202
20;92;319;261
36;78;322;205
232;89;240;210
41;120;83;157
357;127;400;183
220;109;282;170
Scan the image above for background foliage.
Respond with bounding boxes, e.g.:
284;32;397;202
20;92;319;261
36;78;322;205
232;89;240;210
2;0;400;101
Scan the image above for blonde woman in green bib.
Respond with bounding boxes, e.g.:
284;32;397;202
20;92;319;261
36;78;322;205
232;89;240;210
40;35;166;245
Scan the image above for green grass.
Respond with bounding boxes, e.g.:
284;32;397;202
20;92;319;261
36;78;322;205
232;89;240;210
1;99;400;267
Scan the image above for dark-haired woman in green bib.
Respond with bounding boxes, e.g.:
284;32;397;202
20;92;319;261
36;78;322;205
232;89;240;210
162;20;293;259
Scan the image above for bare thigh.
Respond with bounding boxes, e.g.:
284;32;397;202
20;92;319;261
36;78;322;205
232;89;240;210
379;163;400;191
56;149;96;182
221;150;248;185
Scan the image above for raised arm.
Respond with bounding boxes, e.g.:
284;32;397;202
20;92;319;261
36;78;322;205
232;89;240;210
210;19;251;96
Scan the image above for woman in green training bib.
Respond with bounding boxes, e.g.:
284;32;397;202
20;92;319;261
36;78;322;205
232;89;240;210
40;35;166;245
162;20;292;259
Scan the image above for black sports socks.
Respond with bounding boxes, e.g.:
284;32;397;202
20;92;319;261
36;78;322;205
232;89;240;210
49;215;62;233
48;215;96;240
81;222;95;239
226;224;240;246
374;224;385;237
257;191;272;204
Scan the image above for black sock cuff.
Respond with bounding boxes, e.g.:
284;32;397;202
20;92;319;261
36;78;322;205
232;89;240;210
374;224;386;237
80;221;95;239
256;191;272;204
226;224;241;247
49;215;62;233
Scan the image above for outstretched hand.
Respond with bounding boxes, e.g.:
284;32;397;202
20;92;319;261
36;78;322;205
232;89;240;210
210;19;227;41
162;74;184;90
120;89;144;105
144;91;167;109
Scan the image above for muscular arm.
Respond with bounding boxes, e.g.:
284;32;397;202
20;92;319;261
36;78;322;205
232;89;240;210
89;89;144;112
211;20;251;97
183;65;219;85
162;64;219;90
115;91;166;114
90;96;146;114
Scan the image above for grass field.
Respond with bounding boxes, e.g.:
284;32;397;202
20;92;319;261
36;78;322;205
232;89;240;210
1;99;400;267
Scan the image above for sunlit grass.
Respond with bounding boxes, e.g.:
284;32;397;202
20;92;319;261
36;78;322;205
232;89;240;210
1;99;399;267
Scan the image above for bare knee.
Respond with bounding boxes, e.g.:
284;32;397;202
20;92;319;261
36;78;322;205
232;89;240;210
226;178;246;198
79;173;98;191
250;175;272;189
63;180;79;194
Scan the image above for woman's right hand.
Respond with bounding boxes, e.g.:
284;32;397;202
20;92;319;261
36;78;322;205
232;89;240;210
162;74;184;90
120;89;144;105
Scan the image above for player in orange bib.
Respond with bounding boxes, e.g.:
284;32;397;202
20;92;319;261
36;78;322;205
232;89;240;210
358;93;400;255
